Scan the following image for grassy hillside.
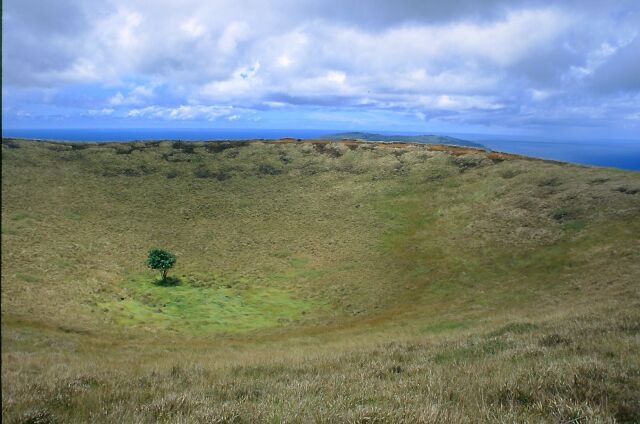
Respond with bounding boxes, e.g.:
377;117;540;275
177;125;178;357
2;138;639;423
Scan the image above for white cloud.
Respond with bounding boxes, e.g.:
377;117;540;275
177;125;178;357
88;108;114;116
262;101;287;108
202;62;261;98
531;89;557;101
109;92;125;106
132;84;154;98
127;104;237;121
3;0;639;132
108;84;156;106
181;17;205;38
218;21;250;54
421;95;504;111
276;55;293;67
325;71;346;84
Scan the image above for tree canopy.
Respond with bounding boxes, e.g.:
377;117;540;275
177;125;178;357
145;248;176;281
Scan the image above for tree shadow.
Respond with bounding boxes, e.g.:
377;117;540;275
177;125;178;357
153;276;181;287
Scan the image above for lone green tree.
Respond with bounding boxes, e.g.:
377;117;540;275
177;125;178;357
146;248;177;282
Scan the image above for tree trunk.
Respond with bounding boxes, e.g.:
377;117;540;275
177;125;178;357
162;269;168;281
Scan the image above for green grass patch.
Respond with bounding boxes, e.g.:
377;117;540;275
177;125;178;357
10;212;29;221
421;320;468;334
98;273;324;334
1;225;18;235
64;212;82;220
288;257;310;268
15;272;42;284
411;266;429;277
56;260;72;269
563;219;587;231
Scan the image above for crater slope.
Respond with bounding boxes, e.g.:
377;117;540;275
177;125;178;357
2;138;639;423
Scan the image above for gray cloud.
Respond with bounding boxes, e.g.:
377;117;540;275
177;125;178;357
2;0;107;86
588;36;640;93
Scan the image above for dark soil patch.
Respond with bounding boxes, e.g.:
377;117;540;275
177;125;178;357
615;186;638;195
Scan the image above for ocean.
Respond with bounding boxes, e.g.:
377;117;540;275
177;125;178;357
480;139;640;171
3;128;639;171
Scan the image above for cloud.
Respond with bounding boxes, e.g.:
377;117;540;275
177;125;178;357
109;92;126;106
181;17;206;39
126;104;244;121
2;0;639;135
587;36;640;93
87;108;115;116
108;83;157;106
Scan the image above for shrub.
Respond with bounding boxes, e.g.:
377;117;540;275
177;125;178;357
257;163;282;175
193;167;214;178
146;248;177;281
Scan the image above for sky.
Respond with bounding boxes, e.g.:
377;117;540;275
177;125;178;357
2;0;640;139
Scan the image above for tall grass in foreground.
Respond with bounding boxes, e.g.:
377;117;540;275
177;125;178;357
4;305;639;423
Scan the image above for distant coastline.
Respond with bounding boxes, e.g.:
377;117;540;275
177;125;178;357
2;128;639;171
321;132;486;149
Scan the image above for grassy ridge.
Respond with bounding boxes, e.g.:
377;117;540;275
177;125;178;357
2;138;639;422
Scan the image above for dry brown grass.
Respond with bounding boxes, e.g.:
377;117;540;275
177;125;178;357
2;138;639;422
